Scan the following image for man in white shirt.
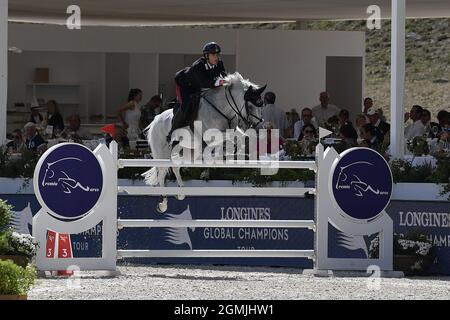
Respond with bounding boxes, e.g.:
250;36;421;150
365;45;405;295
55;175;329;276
404;105;425;141
294;107;318;140
261;92;288;138
312;92;340;127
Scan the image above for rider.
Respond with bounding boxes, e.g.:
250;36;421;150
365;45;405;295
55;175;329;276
167;42;227;141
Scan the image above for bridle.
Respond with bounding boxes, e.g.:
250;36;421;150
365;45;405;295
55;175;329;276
200;86;263;129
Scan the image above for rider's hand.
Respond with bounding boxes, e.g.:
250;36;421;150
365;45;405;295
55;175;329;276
215;79;226;87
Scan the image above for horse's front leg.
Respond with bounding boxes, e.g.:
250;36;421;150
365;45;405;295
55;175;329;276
173;167;185;201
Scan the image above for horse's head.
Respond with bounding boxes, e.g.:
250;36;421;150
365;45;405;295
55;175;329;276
244;84;266;128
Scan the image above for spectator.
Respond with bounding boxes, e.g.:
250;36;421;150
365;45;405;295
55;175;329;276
61;114;92;140
359;123;380;150
28;103;43;126
363;97;373;115
405;105;425;141
421;109;441;139
6;129;25;153
293;107;318;140
437;110;450;142
261;92;289;138
367;106;390;141
298;123;317;141
312;92;340;127
338;109;352;127
285;109;300;139
335;124;358;153
355;114;369;143
118;88;143;140
140;95;162;130
45;100;65;136
298;123;318;156
24;122;47;153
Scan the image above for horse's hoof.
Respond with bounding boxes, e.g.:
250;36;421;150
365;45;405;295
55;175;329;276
156;202;168;214
175;194;185;201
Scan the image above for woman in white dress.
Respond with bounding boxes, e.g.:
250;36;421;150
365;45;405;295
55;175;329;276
118;89;143;141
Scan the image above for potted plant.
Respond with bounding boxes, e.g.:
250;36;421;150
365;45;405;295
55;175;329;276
0;259;36;300
393;232;436;276
0;229;38;267
369;231;436;276
0;199;38;267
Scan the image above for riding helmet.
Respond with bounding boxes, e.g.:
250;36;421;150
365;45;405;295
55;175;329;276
203;42;221;55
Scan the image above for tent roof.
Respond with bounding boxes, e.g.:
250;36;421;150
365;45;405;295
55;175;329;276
8;0;450;26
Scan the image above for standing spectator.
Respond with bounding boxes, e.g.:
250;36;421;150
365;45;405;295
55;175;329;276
359;123;380;150
405;105;425;141
61;114;92;140
285;109;300;139
24;122;47;153
312;92;340;127
261;92;288;138
29;103;43;126
294;107;318;140
140;95;162;130
367;107;390;141
45;100;65;136
437;110;450;142
118;89;143;140
6;129;25;153
363;97;373;114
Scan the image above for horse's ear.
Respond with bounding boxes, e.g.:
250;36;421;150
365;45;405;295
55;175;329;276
257;84;267;94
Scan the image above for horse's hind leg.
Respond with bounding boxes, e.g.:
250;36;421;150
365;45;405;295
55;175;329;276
173;167;185;201
156;168;168;213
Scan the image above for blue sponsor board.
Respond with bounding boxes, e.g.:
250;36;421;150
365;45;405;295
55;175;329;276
1;194;449;273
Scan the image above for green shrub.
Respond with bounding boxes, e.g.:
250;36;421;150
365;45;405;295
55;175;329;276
0;259;36;295
0;199;12;231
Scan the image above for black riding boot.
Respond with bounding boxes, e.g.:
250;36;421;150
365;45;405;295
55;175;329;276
167;107;188;142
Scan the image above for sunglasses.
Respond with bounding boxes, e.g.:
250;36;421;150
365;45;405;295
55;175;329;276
304;130;315;134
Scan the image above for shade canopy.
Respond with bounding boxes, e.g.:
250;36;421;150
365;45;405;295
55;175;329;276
8;0;450;26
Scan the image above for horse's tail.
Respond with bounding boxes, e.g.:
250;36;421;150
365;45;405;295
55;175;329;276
141;112;171;186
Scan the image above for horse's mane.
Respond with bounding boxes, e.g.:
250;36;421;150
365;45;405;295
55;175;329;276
224;72;260;90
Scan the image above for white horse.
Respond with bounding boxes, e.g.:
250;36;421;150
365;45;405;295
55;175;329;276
143;72;266;213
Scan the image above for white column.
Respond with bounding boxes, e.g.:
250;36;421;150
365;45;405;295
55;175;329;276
0;0;7;145
390;0;406;159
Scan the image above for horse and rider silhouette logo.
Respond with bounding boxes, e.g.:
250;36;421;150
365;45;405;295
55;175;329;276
331;148;393;221
36;143;103;221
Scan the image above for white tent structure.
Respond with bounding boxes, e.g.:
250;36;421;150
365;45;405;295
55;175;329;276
1;0;450;157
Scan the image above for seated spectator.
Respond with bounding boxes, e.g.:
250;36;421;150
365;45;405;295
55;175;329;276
335;124;358;153
298;124;318;156
359;123;380;150
355;114;369;143
29;103;43;126
261;92;289;138
436;110;450;141
140;95;162;130
405;105;425;141
61;114;92;140
312;92;340;127
45;100;65;135
294;107;318;140
24;122;47;153
421;109;441;139
6;129;25;153
367;107;390;141
338;109;352;127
